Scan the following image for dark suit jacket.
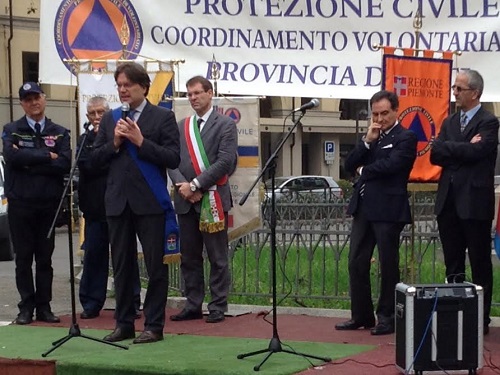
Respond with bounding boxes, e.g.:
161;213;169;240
430;107;499;221
77;130;108;221
168;110;238;215
345;124;417;223
92;101;180;216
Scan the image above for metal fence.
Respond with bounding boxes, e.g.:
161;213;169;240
158;190;498;308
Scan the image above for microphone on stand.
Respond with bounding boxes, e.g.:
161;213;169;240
83;122;94;133
121;102;130;120
292;98;320;113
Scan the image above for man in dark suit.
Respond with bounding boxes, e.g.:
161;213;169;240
335;90;417;335
93;63;180;343
77;96;142;320
3;82;71;325
168;76;238;324
430;69;499;335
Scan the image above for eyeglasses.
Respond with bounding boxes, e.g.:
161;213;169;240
187;90;206;98
451;85;474;93
87;110;106;118
115;82;136;90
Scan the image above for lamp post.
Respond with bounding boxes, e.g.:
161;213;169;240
355;109;368;142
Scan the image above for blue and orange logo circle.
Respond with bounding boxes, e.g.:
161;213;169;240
54;0;143;71
225;108;241;124
399;106;436;157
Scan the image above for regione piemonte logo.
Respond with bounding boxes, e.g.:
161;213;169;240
393;76;408;97
54;0;143;71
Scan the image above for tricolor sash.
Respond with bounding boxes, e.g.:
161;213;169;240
112;108;180;264
184;116;226;233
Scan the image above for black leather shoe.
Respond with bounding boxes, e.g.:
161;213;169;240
371;322;394;336
206;310;225;323
335;319;375;330
80;310;100;319
14;311;33;325
103;327;135;342
36;311;61;323
170;309;203;321
133;330;164;344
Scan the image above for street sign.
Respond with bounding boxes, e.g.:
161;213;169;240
324;141;335;161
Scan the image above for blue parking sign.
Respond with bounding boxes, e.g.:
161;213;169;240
325;141;334;153
324;141;335;161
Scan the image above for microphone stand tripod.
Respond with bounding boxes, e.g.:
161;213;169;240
237;110;331;371
42;125;128;357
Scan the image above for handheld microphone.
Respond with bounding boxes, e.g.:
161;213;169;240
293;98;320;112
121;102;130;120
83;122;93;132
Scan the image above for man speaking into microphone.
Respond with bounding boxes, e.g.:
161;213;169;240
93;63;180;344
77;96;142;320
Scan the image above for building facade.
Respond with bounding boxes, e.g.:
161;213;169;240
2;0;499;181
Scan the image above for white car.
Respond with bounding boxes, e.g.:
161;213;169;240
0;156;13;261
264;175;343;201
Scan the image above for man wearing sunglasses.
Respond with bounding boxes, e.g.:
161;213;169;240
431;69;499;335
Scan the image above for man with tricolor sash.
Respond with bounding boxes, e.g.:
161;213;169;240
169;76;238;324
92;63;180;344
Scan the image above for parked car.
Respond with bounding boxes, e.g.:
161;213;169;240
0;156;14;261
264;175;343;201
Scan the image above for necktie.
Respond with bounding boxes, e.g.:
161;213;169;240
378;131;386;143
460;113;467;133
360;131;387;197
34;123;42;147
197;118;203;129
128;110;137;121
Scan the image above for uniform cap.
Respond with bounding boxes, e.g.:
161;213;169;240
19;82;44;100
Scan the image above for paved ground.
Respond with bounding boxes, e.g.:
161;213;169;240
0;229;80;323
2;229;500;374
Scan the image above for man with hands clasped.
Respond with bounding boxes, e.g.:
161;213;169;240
93;62;180;344
335;90;417;336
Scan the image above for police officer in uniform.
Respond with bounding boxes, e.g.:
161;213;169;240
2;82;71;325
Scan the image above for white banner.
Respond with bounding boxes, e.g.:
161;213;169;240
40;0;500;101
174;97;262;239
77;61;174;133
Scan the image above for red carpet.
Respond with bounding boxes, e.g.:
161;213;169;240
5;309;500;374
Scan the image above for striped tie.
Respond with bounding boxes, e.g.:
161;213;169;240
359;132;386;197
378;131;386;143
460;113;468;133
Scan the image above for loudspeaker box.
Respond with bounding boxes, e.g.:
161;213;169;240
395;282;483;375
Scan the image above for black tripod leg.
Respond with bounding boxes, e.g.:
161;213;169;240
281;349;331;362
79;334;128;349
44;332;129;357
52;324;81;345
42;335;72;357
237;348;270;360
253;351;274;371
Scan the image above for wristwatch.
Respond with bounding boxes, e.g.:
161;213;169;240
189;182;197;192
